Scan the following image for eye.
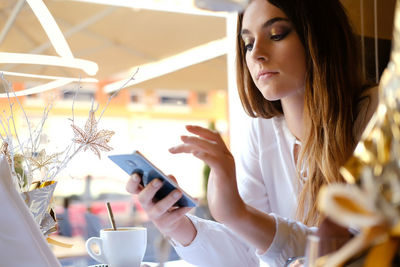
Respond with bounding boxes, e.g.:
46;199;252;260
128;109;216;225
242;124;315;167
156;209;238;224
270;34;285;41
270;29;291;41
242;37;254;53
244;43;253;52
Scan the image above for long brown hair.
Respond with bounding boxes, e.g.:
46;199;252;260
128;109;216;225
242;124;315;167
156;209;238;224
236;0;370;226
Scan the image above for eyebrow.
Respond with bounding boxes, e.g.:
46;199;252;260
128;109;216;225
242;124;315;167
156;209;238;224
241;17;290;36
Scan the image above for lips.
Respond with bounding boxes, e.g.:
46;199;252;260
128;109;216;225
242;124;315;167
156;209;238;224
257;70;279;81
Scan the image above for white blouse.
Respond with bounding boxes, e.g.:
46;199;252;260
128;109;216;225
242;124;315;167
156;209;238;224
173;116;317;267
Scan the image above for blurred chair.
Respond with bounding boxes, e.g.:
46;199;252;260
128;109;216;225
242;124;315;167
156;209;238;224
57;197;72;237
84;206;102;239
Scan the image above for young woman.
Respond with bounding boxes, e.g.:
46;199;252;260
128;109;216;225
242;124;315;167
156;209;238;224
126;0;378;266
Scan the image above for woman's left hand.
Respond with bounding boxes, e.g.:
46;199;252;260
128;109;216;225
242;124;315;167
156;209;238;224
169;125;245;224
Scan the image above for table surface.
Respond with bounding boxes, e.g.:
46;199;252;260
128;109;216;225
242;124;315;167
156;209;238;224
144;260;195;266
86;261;194;267
51;235;88;259
52;235;195;267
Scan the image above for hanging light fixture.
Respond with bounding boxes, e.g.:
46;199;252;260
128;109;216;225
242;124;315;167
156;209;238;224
0;0;99;97
0;53;98;76
72;0;227;17
194;0;249;12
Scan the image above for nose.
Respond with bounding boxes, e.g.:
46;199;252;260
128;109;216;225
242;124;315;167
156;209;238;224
250;39;269;62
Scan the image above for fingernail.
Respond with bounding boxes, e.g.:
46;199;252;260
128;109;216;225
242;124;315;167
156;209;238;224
125;183;133;193
132;174;139;182
169;147;176;152
153;180;162;188
173;191;181;199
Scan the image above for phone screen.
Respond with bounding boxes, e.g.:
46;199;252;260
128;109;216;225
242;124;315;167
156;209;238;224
109;151;197;207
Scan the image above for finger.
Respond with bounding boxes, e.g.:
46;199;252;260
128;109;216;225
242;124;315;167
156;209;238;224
192;150;224;170
186;125;225;146
162;206;192;224
167;174;178;184
155;207;192;231
137;179;163;208
126;173;143;194
181;135;218;150
169;136;219;156
147;190;183;219
169;143;196;154
182;135;228;160
169;144;219;169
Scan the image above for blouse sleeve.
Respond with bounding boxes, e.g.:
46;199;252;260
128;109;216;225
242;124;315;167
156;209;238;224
258;213;318;266
173;214;260;267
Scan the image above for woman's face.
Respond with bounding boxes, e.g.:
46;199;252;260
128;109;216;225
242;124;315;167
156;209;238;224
241;0;306;101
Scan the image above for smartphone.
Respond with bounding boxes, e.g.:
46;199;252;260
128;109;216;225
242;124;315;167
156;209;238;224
108;150;197;207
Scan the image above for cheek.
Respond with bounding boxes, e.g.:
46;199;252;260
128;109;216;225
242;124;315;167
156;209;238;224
289;44;306;82
282;43;307;85
245;53;252;73
245;54;256;77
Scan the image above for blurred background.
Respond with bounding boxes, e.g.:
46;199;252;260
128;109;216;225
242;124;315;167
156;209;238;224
0;0;396;266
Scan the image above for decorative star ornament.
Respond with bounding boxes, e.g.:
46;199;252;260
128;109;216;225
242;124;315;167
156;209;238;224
27;149;60;172
0;141;12;165
71;110;115;159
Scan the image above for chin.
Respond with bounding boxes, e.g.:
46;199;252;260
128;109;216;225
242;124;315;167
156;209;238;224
257;84;282;101
263;95;280;101
260;90;282;102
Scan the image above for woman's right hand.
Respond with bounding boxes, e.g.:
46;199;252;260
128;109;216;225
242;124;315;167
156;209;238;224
126;173;197;246
169;125;244;225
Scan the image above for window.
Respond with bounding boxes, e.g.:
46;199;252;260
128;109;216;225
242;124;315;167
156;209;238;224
160;95;187;105
26;93;40;99
24;82;41;99
60;83;96;102
197;92;208;104
62;90;94;101
128;90;146;111
157;90;189;106
130;92;140;103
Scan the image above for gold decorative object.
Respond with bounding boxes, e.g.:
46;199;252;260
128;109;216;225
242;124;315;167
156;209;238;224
317;0;400;266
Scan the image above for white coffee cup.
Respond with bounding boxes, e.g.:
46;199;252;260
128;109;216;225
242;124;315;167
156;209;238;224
85;227;147;267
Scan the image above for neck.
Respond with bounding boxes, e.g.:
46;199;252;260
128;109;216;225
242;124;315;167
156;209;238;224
281;89;305;141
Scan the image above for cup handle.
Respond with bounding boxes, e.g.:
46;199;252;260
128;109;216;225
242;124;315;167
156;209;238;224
85;237;107;264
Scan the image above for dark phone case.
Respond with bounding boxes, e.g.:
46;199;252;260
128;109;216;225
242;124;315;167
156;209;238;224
108;151;197;207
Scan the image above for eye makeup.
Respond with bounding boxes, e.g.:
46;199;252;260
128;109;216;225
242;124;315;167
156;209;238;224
241;17;293;53
269;25;292;41
241;25;292;52
243;37;254;52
